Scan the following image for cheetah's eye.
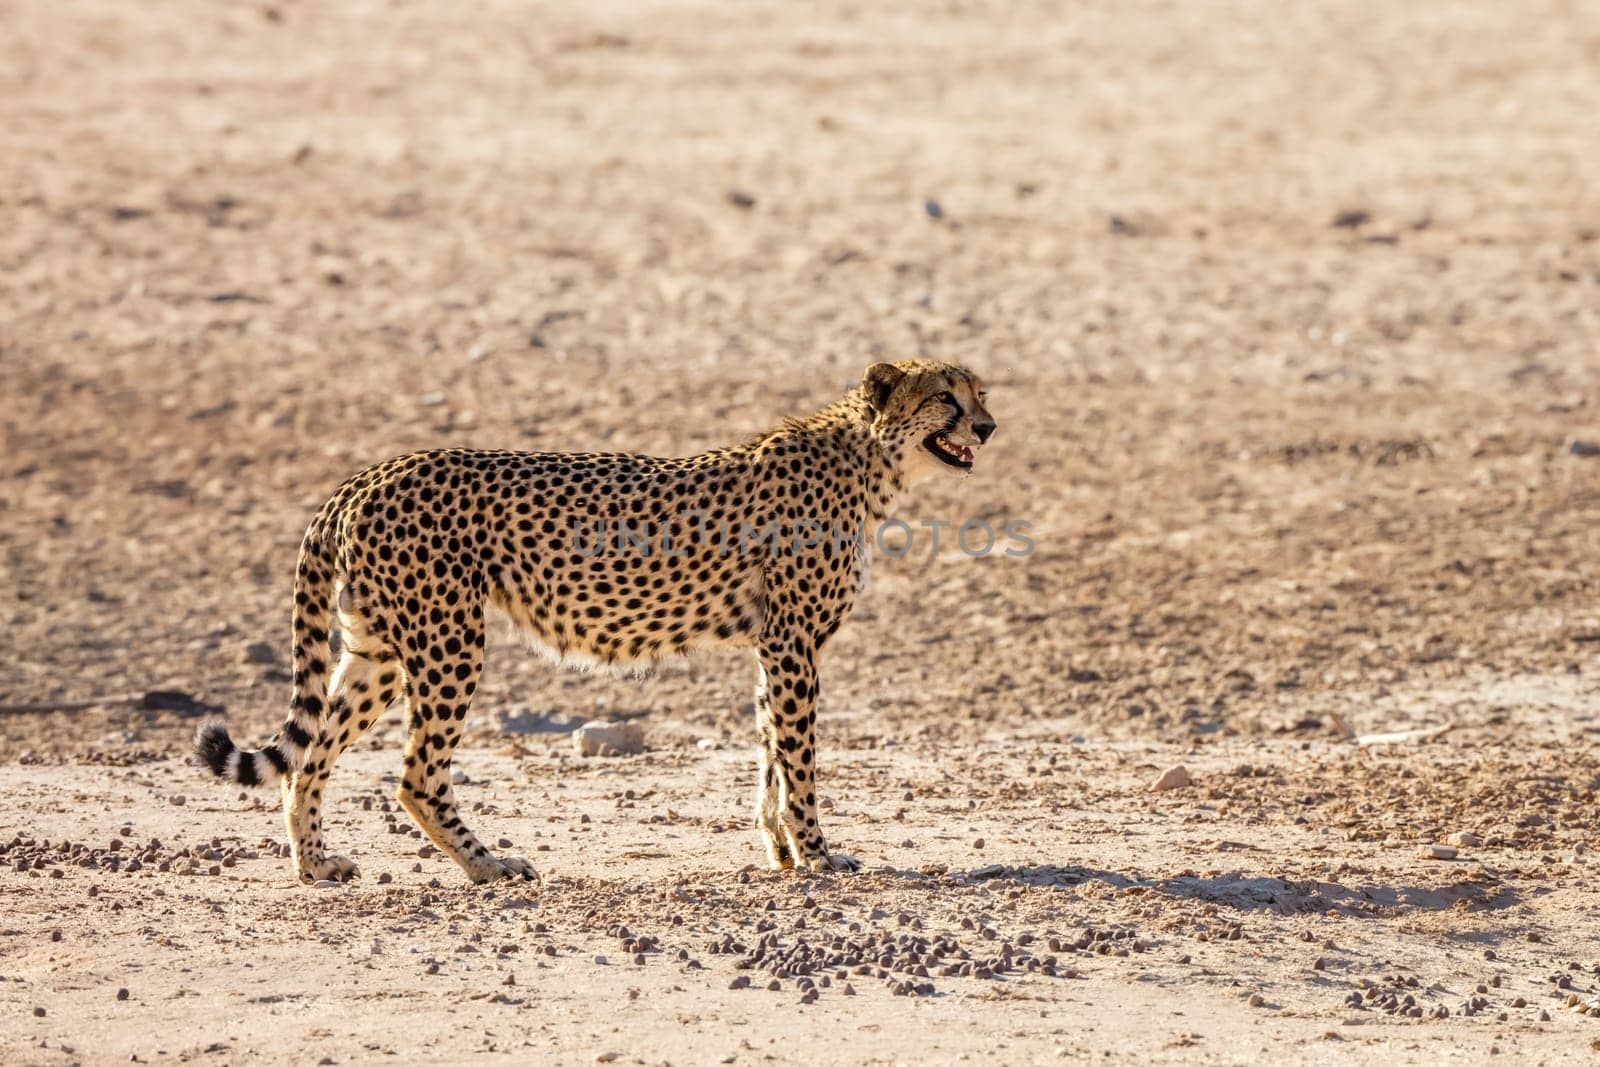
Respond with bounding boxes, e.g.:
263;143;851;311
936;391;957;406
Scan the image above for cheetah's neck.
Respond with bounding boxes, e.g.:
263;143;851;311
746;388;905;522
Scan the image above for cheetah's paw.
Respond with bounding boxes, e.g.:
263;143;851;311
300;853;359;883
470;855;538;884
804;851;860;873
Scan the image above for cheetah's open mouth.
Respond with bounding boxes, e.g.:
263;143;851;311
924;430;975;470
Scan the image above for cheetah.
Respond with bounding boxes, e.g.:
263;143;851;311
195;359;997;884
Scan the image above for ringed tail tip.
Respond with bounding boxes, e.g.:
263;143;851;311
194;721;236;778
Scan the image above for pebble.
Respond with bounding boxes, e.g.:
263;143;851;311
1447;831;1480;848
1151;765;1191;791
1421;844;1458;860
573;721;644;757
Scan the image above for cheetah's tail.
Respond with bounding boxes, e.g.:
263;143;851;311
194;518;339;788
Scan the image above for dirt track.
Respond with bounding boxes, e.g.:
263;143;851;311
2;0;1599;1063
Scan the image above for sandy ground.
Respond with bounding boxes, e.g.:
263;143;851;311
3;0;1599;1062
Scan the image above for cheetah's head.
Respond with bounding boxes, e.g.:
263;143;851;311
862;360;996;482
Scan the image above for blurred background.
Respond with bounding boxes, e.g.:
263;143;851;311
2;0;1597;758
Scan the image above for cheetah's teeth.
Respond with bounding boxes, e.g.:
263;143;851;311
933;434;975;464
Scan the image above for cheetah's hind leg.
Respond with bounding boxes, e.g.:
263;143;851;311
284;644;403;883
393;604;537;884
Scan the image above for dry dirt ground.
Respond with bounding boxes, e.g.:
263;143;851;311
3;0;1599;1063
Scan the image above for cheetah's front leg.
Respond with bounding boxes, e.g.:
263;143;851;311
754;637;858;873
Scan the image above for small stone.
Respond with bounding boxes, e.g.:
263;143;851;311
726;189;756;210
33;1007;46;1018
117;988;129;1001
1248;993;1264;1007
729;976;750;990
169;795;187;807
1421;844;1458;860
1569;439;1600;458
242;641;276;665
1447;831;1480;848
573;721;645;757
377;872;393;884
973;838;985;850
1151;765;1191;791
595;1053;620;1063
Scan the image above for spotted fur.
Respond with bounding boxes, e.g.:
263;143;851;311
195;360;997;884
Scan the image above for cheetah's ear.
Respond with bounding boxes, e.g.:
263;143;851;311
862;362;905;413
